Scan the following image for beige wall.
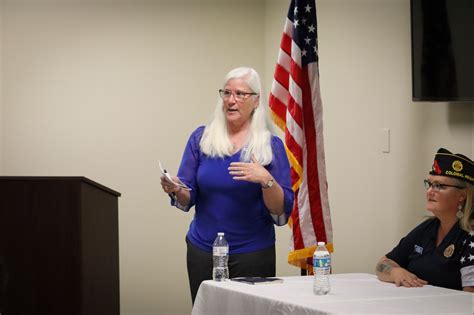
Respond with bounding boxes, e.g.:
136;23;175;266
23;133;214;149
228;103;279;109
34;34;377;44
1;0;473;314
1;1;264;314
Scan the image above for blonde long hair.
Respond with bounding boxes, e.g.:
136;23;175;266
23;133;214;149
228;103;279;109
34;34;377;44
199;67;276;165
456;179;474;232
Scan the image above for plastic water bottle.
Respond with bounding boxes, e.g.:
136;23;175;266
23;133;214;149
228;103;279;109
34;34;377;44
313;241;331;295
212;232;229;281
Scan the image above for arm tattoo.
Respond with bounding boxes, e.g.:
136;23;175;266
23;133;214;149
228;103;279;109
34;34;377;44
376;258;397;274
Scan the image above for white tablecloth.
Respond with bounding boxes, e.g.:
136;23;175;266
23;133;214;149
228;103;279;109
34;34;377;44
192;273;473;314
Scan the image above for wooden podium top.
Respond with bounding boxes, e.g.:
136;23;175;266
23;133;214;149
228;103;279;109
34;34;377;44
0;176;121;197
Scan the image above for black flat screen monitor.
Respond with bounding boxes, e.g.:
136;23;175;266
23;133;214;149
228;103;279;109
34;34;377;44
411;0;473;102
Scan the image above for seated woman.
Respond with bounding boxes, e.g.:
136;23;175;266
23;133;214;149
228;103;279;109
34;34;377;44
376;148;474;292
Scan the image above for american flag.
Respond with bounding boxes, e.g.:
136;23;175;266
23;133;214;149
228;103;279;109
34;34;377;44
269;0;332;270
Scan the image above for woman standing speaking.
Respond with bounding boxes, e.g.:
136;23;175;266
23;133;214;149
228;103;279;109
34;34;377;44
161;67;294;303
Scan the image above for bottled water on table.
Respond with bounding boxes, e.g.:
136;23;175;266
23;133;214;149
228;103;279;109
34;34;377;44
212;232;229;281
313;241;331;295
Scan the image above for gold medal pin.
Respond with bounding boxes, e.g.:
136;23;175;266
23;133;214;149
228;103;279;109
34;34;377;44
444;244;455;258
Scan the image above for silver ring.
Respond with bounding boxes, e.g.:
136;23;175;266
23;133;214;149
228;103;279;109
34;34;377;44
240;170;244;175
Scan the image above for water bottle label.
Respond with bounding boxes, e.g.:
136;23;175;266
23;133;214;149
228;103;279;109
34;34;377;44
314;257;330;268
213;247;228;256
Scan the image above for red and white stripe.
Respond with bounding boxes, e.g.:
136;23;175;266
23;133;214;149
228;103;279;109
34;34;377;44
269;13;332;269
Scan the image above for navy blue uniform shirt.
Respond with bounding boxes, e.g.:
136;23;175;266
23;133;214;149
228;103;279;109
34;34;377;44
386;218;474;290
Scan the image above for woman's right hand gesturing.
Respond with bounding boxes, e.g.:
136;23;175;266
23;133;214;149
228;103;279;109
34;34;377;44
161;175;182;194
161;175;191;207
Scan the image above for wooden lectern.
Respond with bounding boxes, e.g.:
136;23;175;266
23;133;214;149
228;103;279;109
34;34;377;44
0;177;121;315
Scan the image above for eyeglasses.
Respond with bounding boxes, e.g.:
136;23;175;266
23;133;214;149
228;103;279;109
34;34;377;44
219;89;257;102
423;179;465;192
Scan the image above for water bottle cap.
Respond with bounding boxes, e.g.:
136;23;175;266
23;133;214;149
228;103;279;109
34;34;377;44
218;232;224;236
317;241;326;246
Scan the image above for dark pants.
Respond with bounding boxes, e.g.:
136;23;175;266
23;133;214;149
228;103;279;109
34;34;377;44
186;238;276;304
0;254;7;313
